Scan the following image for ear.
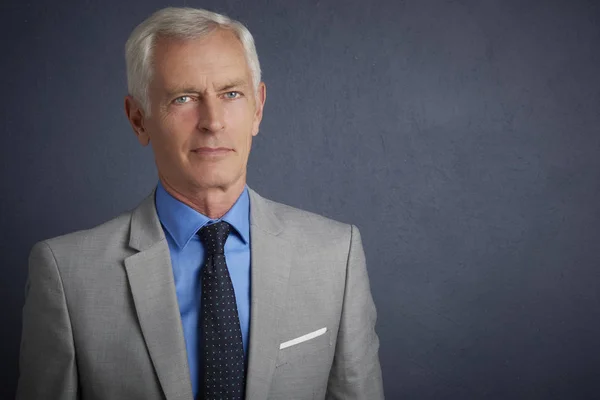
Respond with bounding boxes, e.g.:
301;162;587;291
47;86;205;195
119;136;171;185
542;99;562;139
124;95;150;146
251;82;266;137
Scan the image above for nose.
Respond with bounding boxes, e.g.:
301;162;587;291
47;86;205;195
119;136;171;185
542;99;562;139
197;97;225;133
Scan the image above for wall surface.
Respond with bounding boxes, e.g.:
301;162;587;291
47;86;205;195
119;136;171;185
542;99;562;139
1;0;599;398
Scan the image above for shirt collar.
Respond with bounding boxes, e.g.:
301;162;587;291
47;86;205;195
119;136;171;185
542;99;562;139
155;180;250;249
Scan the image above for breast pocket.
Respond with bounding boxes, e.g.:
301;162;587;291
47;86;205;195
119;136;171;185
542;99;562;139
275;327;332;367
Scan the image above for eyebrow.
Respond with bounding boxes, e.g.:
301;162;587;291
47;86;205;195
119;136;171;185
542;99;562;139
166;79;249;97
216;79;248;92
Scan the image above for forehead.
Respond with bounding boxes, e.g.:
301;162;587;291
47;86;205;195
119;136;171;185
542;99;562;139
151;29;251;89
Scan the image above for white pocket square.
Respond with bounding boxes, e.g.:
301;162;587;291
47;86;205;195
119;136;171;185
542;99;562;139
279;327;327;350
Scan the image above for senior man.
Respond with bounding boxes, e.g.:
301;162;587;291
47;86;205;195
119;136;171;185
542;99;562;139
17;7;383;400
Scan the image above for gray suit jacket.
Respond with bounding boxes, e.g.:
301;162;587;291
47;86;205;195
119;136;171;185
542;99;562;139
17;187;383;400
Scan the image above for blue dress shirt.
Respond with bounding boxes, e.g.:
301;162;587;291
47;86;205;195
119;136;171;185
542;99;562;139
155;181;251;399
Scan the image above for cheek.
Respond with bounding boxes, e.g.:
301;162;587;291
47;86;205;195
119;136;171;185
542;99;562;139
152;107;199;142
146;117;195;162
224;101;255;140
225;98;255;122
164;105;200;128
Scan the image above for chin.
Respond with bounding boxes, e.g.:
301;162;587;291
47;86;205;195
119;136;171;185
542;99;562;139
192;176;236;191
186;165;244;191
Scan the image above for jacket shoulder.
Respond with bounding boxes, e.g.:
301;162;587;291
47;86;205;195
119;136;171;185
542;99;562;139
262;196;353;242
39;210;133;254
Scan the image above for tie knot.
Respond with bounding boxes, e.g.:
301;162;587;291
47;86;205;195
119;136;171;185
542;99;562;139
198;221;231;255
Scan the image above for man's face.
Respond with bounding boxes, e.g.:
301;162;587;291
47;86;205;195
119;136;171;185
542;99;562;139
132;29;266;193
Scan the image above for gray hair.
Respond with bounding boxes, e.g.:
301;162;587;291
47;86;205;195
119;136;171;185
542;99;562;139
125;7;262;114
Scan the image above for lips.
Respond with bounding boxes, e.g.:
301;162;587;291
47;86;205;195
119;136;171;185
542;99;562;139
191;147;232;154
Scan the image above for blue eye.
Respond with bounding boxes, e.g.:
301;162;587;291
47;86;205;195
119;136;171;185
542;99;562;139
224;91;240;99
174;96;190;104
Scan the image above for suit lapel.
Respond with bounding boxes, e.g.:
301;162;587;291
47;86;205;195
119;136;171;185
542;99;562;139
122;186;291;400
124;189;193;400
245;188;292;400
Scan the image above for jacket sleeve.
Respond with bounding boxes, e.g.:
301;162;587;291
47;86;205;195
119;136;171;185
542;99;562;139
16;241;78;400
326;224;384;399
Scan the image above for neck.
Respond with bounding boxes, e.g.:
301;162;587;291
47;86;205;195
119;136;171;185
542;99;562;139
159;174;246;219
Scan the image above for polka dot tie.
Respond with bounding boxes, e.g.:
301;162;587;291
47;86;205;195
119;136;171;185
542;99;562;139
198;221;246;399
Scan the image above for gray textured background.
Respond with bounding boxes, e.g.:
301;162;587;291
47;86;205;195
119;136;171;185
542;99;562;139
2;0;600;398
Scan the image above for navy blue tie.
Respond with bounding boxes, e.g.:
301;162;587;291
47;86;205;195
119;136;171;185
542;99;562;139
198;221;246;399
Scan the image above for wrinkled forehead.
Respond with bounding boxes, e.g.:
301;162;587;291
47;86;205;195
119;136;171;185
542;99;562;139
150;30;252;91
